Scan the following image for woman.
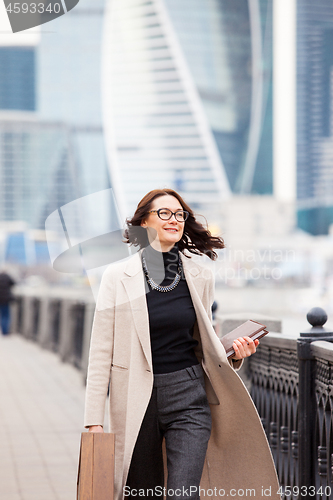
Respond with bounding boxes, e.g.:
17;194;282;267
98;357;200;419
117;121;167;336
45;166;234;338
84;189;280;500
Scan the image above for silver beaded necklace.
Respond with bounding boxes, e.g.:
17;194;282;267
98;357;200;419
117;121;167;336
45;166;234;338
142;250;183;292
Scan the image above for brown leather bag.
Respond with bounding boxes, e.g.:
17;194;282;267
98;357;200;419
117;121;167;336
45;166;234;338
77;432;115;500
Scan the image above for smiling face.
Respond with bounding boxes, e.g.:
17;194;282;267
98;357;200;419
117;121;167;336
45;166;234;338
141;195;185;252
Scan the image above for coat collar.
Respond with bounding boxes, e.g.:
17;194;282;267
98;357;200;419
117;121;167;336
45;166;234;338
123;250;143;277
121;254;151;370
180;253;201;276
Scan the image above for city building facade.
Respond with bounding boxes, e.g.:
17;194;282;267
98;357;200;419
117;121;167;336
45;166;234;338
0;46;35;111
37;0;110;206
102;0;273;222
0;113;78;228
0;0;112;237
297;0;333;235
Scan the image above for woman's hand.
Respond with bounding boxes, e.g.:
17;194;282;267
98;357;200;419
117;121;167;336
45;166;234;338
88;425;104;433
231;336;259;361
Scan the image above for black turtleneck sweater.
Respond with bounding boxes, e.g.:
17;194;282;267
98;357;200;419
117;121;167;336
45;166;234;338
143;244;199;374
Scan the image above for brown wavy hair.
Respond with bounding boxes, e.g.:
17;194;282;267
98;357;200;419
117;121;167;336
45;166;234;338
123;189;225;260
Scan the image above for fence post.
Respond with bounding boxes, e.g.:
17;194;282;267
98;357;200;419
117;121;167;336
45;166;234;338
297;307;333;495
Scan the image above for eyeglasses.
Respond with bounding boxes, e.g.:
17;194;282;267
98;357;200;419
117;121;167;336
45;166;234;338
147;208;189;222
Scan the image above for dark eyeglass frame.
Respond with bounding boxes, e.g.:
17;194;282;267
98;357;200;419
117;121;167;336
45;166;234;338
147;208;189;222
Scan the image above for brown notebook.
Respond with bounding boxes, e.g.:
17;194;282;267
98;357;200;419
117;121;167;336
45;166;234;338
220;320;268;359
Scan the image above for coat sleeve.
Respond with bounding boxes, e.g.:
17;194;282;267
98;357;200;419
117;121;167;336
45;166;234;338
84;267;115;428
205;266;243;371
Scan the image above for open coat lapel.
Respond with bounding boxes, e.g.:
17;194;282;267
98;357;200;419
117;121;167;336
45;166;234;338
121;251;152;371
121;251;207;373
180;253;209;318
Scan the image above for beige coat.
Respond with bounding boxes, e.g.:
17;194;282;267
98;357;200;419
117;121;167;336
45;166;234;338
84;251;281;500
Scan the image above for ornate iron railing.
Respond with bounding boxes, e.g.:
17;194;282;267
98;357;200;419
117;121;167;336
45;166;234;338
11;291;333;498
249;336;299;498
312;342;333;495
248;308;333;500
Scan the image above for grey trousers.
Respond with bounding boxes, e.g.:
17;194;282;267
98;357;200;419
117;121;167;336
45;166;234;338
125;364;212;500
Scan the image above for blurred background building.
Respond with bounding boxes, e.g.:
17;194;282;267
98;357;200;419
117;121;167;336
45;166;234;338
296;0;333;235
0;0;112;266
0;0;332;315
102;0;273;220
0;45;35;111
38;0;109;201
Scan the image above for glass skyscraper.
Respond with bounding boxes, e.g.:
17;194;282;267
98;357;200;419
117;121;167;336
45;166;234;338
0;0;112;257
37;0;110;201
0;43;69;233
164;0;273;195
0;114;77;228
0;47;35;111
102;0;273;220
1;0;274;237
297;0;333;235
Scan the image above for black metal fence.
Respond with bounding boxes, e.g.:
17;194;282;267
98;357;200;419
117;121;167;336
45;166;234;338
248;308;333;500
10;291;95;374
313;345;333;492
10;291;333;499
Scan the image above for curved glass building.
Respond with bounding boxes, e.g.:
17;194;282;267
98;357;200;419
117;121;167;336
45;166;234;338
102;0;273;219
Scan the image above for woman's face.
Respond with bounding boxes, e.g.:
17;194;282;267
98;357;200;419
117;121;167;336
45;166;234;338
141;195;185;252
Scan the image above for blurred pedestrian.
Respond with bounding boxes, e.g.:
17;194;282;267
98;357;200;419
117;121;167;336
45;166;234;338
0;269;16;335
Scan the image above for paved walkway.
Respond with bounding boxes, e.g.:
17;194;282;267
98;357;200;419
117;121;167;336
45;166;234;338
0;333;106;500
